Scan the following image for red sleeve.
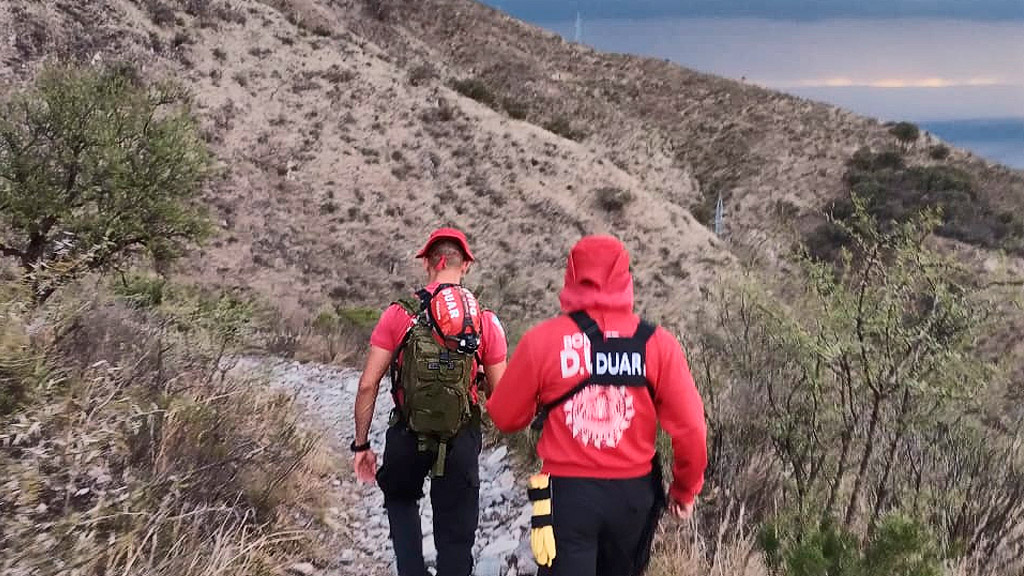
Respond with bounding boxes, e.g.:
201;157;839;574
652;328;708;505
485;327;540;432
369;304;413;351
480;310;508;365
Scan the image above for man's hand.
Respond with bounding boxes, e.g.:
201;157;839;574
353;450;378;484
668;498;694;520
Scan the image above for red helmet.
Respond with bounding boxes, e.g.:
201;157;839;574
429;285;481;354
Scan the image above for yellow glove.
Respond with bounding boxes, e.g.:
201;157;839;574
528;473;556;567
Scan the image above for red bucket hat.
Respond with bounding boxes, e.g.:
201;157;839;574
415;227;475;262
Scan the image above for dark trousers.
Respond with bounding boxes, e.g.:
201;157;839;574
537;475;657;576
376;422;482;576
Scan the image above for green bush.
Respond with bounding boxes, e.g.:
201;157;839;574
929;144;951;160
760;516;942;576
114;274;167;309
808;148;1024;259
595;186;633;212
451;77;497;108
544;115;586;141
0;64;212;303
338;306;381;329
862;516;943;576
889;121;920;149
502;97;529;120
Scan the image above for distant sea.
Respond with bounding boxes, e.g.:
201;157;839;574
920;118;1024;170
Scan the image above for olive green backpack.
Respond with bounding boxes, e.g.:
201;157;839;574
389;286;481;476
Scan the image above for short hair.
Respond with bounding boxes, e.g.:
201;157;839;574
426;239;467;270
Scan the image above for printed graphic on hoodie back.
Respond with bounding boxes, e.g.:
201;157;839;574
559;331;642;448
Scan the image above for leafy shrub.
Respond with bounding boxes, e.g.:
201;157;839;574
451;77;497;108
760;516;942;576
408;63;436;87
544;115;586;141
890;121;920;148
595;187;633;211
929;144;951;160
0;64;211;303
338;306;381;328
146;0;176;26
114;274;167;309
690;200;714;227
808;148;1024;259
502;97;529;120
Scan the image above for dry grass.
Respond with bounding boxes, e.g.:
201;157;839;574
648;520;768;576
0;288;334;576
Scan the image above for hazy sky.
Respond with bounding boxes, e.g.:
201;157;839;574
491;0;1024;21
539;17;1024;121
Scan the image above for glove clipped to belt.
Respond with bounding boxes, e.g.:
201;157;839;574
528;473;556;567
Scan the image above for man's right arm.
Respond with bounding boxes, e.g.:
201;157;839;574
353;345;393;444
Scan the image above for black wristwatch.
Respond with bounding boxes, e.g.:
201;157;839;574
350;439;371;453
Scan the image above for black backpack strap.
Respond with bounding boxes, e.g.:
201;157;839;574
633;320;656;344
530;377;593;430
389;290;434;405
530;314;658;431
568;310;603;342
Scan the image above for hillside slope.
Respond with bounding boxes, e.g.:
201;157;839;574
2;0;1021;335
1;0;731;338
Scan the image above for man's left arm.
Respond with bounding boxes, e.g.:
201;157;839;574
478;310;509;396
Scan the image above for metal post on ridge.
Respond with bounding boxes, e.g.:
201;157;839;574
714;194;725;237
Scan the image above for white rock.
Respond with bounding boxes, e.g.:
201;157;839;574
287;562;316;576
480;537;519;558
485;446;508;467
422;535;436;561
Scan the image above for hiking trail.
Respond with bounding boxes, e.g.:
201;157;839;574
232;357;534;576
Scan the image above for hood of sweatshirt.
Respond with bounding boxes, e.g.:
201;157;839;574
558;235;635;313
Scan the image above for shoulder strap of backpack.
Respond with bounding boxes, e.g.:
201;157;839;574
529;312;658;431
389;289;434;404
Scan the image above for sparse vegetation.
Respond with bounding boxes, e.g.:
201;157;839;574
146;0;176;26
693;203;1023;575
408;63;436;87
929;144;951;160
594;186;633;212
502;97;529;120
808;147;1024;259
452;77;498;108
0;64;211;303
0;284;329;576
544;115;586;141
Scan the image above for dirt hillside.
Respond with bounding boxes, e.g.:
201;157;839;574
2;0;1021;337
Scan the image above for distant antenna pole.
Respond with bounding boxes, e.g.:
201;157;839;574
714;194;725;236
574;11;583;43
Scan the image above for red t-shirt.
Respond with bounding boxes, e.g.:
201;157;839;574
370;282;508;367
486;309;707;505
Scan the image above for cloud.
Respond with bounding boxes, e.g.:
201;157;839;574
768;77;1011;89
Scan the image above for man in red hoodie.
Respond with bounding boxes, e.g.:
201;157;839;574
486;235;707;576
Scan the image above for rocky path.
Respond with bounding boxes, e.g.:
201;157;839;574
233;357;534;576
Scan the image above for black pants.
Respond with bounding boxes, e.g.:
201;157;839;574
537;475;657;576
376;422;481;576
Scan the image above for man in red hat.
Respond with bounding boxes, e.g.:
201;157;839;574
352;228;508;576
487;235;707;576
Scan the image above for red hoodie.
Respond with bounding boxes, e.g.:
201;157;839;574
486;236;707;505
